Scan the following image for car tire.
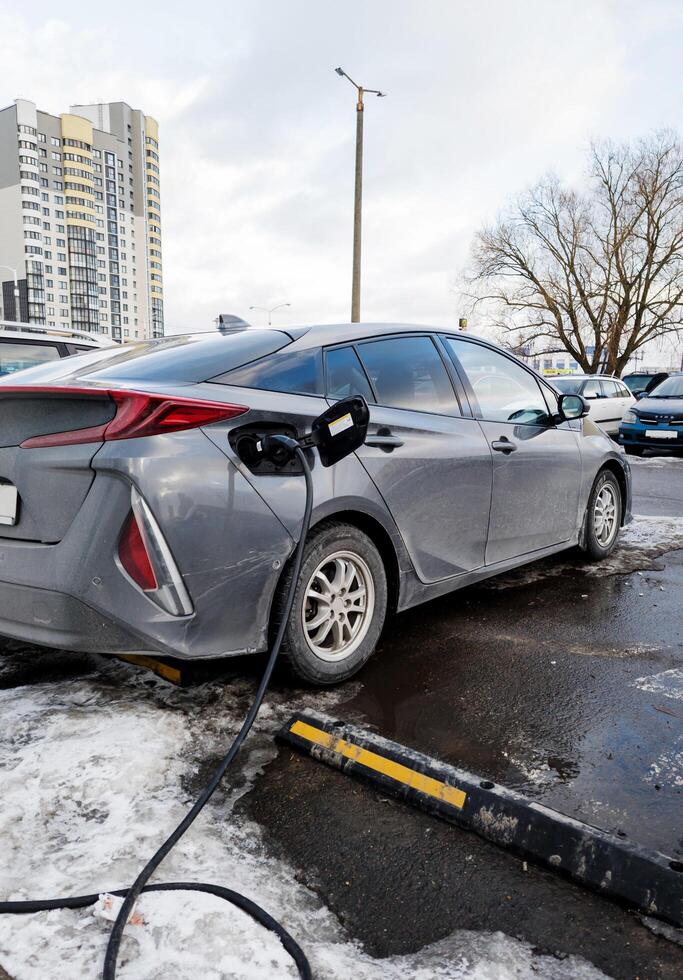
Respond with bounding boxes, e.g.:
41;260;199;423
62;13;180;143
274;521;388;686
581;470;622;561
625;446;644;457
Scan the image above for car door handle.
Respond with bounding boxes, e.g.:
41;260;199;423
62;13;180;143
365;434;404;450
491;437;517;454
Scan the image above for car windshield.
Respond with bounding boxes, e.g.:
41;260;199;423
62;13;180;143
552;378;584;394
649;376;683;398
624;375;656;391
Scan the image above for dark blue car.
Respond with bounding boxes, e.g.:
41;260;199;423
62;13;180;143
619;373;683;456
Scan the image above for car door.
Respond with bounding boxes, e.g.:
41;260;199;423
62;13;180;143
324;335;493;583
595;379;621;435
580;377;607;427
443;336;583;565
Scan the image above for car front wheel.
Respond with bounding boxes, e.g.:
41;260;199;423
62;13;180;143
276;521;388;686
581;470;622;561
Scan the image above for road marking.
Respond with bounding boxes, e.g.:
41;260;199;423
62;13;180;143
289;719;467;809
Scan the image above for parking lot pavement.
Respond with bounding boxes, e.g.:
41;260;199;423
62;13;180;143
246;456;683;979
630;452;683;517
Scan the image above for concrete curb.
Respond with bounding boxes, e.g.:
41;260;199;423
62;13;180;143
279;710;683;929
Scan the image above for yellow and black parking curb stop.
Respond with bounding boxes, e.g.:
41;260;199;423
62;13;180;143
279;711;683;930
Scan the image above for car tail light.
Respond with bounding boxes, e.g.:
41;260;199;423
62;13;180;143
117;488;194;617
119;511;158;592
15;387;248;449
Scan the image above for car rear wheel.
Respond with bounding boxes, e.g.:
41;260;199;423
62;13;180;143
275;521;387;685
581;470;622;561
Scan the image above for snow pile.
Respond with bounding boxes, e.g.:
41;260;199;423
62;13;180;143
0;655;606;979
633;667;683;703
487;513;683;589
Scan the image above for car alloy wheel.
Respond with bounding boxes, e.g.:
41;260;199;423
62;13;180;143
302;551;375;662
593;483;618;547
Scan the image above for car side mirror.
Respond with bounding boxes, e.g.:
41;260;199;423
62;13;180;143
310;395;370;467
636;390;647;400
558;393;589;421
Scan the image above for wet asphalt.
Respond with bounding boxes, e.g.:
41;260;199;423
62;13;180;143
245;454;683;979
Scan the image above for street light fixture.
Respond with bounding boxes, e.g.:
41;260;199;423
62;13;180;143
335;67;386;323
248;303;291;326
0;264;21;323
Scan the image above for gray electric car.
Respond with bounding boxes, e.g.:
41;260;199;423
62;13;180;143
0;323;631;684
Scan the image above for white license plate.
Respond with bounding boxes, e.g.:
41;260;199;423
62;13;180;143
0;484;18;526
645;429;677;439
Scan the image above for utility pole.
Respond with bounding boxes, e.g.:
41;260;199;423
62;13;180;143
335;68;386;322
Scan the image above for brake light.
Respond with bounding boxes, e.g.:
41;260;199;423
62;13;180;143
14;387;248;449
118;511;158;592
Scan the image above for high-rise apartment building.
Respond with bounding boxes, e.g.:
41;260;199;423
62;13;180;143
0;99;163;341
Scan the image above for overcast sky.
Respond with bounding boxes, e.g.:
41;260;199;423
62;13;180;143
2;0;682;338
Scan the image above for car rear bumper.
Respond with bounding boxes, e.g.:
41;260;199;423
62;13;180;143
0;431;296;660
0;579;153;654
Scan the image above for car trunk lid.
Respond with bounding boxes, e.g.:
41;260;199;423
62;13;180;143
0;388;115;543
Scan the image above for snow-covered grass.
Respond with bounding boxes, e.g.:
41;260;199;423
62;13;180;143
0;654;606;980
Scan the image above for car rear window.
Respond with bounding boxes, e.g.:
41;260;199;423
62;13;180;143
0;341;61;376
0;330;292;385
212;348;323;395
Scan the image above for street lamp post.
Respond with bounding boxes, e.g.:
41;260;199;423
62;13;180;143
249;303;291;326
0;264;21;323
335;67;386;323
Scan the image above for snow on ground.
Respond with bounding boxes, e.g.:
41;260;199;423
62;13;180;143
626;454;683;468
644;735;683;790
486;513;683;590
0;653;606;980
634;668;683;703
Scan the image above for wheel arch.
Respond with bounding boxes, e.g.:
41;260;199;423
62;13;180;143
598;459;629;527
310;509;401;616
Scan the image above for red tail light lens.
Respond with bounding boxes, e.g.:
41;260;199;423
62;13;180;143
118;511;158;591
15;388;248;448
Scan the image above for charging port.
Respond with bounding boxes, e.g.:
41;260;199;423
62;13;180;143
230;423;304;474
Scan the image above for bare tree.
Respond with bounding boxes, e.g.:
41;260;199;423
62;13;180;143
466;132;683;376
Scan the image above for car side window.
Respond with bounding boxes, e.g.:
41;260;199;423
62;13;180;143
325;346;375;402
602;379;619;397
583;379;602;399
618;382;631;398
0;342;61;376
356;335;459;415
215;348;323;395
445;338;551;425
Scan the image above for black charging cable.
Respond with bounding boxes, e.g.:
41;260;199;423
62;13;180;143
0;443;314;980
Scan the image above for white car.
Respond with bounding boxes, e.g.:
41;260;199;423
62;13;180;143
0;321;115;377
552;375;635;436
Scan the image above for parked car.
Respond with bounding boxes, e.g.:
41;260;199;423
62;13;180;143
619;373;683;456
551;375;635;436
0;321;113;377
622;371;670;396
0;324;631;685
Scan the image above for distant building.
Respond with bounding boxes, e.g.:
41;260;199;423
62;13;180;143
0;98;163;341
